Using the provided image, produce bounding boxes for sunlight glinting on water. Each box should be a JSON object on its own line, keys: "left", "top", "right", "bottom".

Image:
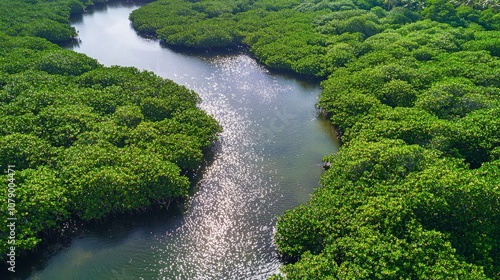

{"left": 152, "top": 55, "right": 284, "bottom": 279}
{"left": 15, "top": 3, "right": 339, "bottom": 279}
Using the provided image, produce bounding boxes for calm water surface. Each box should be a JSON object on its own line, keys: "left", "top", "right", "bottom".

{"left": 8, "top": 2, "right": 339, "bottom": 279}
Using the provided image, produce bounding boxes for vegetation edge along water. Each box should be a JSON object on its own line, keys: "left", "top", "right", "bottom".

{"left": 128, "top": 0, "right": 500, "bottom": 279}
{"left": 0, "top": 0, "right": 222, "bottom": 262}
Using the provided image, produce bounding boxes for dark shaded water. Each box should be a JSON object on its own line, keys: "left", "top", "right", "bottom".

{"left": 5, "top": 2, "right": 339, "bottom": 279}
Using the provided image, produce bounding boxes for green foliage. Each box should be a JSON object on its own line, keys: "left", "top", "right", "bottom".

{"left": 113, "top": 105, "right": 144, "bottom": 128}
{"left": 36, "top": 105, "right": 101, "bottom": 147}
{"left": 34, "top": 49, "right": 101, "bottom": 76}
{"left": 407, "top": 163, "right": 500, "bottom": 276}
{"left": 382, "top": 7, "right": 422, "bottom": 26}
{"left": 0, "top": 0, "right": 80, "bottom": 43}
{"left": 0, "top": 133, "right": 56, "bottom": 169}
{"left": 126, "top": 0, "right": 500, "bottom": 277}
{"left": 0, "top": 1, "right": 221, "bottom": 257}
{"left": 1, "top": 0, "right": 498, "bottom": 277}
{"left": 422, "top": 0, "right": 464, "bottom": 26}
{"left": 130, "top": 0, "right": 332, "bottom": 77}
{"left": 157, "top": 17, "right": 242, "bottom": 48}
{"left": 304, "top": 16, "right": 500, "bottom": 277}
{"left": 376, "top": 79, "right": 417, "bottom": 107}
{"left": 276, "top": 140, "right": 499, "bottom": 278}
{"left": 0, "top": 167, "right": 70, "bottom": 254}
{"left": 58, "top": 143, "right": 190, "bottom": 220}
{"left": 129, "top": 0, "right": 500, "bottom": 79}
{"left": 118, "top": 0, "right": 498, "bottom": 278}
{"left": 316, "top": 10, "right": 383, "bottom": 37}
{"left": 464, "top": 30, "right": 500, "bottom": 56}
{"left": 343, "top": 107, "right": 451, "bottom": 146}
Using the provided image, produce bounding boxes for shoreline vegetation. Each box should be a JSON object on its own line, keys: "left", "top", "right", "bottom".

{"left": 0, "top": 0, "right": 221, "bottom": 260}
{"left": 130, "top": 0, "right": 500, "bottom": 279}
{"left": 0, "top": 0, "right": 498, "bottom": 279}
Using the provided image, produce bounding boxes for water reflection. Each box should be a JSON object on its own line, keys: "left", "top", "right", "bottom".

{"left": 7, "top": 2, "right": 339, "bottom": 279}
{"left": 150, "top": 54, "right": 282, "bottom": 278}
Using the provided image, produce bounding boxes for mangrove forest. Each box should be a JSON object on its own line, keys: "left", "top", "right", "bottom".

{"left": 1, "top": 0, "right": 500, "bottom": 279}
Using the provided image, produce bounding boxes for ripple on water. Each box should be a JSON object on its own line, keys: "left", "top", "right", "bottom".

{"left": 146, "top": 55, "right": 300, "bottom": 279}
{"left": 15, "top": 4, "right": 339, "bottom": 280}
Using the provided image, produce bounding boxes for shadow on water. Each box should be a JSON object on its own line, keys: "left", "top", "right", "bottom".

{"left": 184, "top": 139, "right": 223, "bottom": 196}
{"left": 1, "top": 211, "right": 178, "bottom": 280}
{"left": 64, "top": 0, "right": 154, "bottom": 48}
{"left": 317, "top": 114, "right": 342, "bottom": 148}
{"left": 69, "top": 0, "right": 154, "bottom": 24}
{"left": 158, "top": 40, "right": 245, "bottom": 57}
{"left": 157, "top": 40, "right": 325, "bottom": 85}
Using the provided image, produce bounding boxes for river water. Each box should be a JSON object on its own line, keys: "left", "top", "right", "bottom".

{"left": 10, "top": 2, "right": 339, "bottom": 279}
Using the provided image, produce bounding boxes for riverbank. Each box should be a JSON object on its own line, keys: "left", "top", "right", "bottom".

{"left": 3, "top": 2, "right": 341, "bottom": 278}
{"left": 0, "top": 0, "right": 221, "bottom": 263}
{"left": 128, "top": 0, "right": 500, "bottom": 278}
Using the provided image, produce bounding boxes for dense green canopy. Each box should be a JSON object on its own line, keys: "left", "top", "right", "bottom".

{"left": 130, "top": 0, "right": 500, "bottom": 78}
{"left": 129, "top": 0, "right": 500, "bottom": 278}
{"left": 1, "top": 0, "right": 499, "bottom": 278}
{"left": 0, "top": 0, "right": 221, "bottom": 256}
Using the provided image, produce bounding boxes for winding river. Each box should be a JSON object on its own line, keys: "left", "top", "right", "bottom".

{"left": 11, "top": 2, "right": 339, "bottom": 279}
